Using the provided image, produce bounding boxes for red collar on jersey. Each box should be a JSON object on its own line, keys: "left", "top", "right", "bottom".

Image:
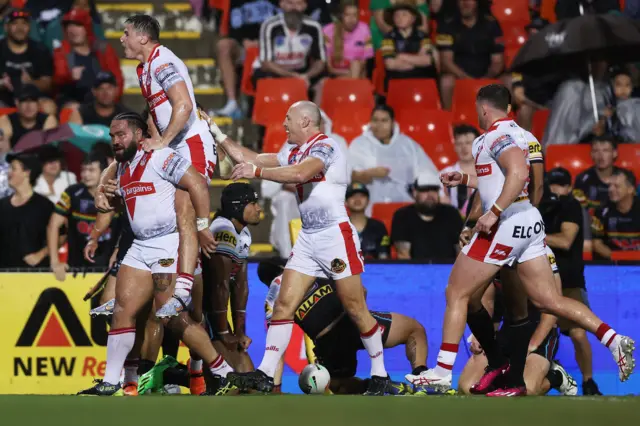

{"left": 487, "top": 117, "right": 512, "bottom": 132}
{"left": 145, "top": 44, "right": 161, "bottom": 64}
{"left": 306, "top": 132, "right": 326, "bottom": 144}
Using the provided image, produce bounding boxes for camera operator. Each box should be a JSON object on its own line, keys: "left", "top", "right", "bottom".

{"left": 539, "top": 167, "right": 602, "bottom": 396}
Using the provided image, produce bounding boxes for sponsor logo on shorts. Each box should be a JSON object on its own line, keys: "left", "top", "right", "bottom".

{"left": 476, "top": 163, "right": 492, "bottom": 177}
{"left": 489, "top": 243, "right": 513, "bottom": 261}
{"left": 158, "top": 258, "right": 175, "bottom": 267}
{"left": 330, "top": 258, "right": 346, "bottom": 274}
{"left": 296, "top": 284, "right": 333, "bottom": 321}
{"left": 512, "top": 220, "right": 544, "bottom": 239}
{"left": 122, "top": 182, "right": 156, "bottom": 199}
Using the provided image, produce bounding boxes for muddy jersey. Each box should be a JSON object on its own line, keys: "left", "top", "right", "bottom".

{"left": 473, "top": 118, "right": 535, "bottom": 216}
{"left": 136, "top": 44, "right": 212, "bottom": 147}
{"left": 276, "top": 133, "right": 350, "bottom": 233}
{"left": 209, "top": 216, "right": 252, "bottom": 280}
{"left": 116, "top": 148, "right": 190, "bottom": 240}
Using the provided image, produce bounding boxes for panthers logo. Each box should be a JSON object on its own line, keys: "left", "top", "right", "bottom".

{"left": 158, "top": 258, "right": 175, "bottom": 267}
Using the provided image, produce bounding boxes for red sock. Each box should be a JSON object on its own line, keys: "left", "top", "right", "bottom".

{"left": 596, "top": 323, "right": 618, "bottom": 348}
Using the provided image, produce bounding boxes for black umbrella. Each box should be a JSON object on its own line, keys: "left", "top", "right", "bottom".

{"left": 511, "top": 13, "right": 640, "bottom": 75}
{"left": 511, "top": 12, "right": 640, "bottom": 121}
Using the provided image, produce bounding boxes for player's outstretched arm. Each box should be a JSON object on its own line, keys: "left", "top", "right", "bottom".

{"left": 209, "top": 121, "right": 279, "bottom": 168}
{"left": 231, "top": 157, "right": 324, "bottom": 184}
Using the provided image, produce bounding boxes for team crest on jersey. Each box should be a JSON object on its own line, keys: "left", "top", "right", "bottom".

{"left": 330, "top": 258, "right": 346, "bottom": 274}
{"left": 158, "top": 258, "right": 175, "bottom": 267}
{"left": 275, "top": 36, "right": 285, "bottom": 46}
{"left": 79, "top": 199, "right": 92, "bottom": 213}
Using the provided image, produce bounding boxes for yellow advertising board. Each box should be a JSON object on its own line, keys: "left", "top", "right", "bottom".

{"left": 0, "top": 273, "right": 190, "bottom": 395}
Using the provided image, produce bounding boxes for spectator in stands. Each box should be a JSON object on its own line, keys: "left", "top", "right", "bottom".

{"left": 0, "top": 128, "right": 11, "bottom": 198}
{"left": 42, "top": 0, "right": 106, "bottom": 52}
{"left": 436, "top": 0, "right": 504, "bottom": 110}
{"left": 48, "top": 153, "right": 115, "bottom": 281}
{"left": 573, "top": 135, "right": 624, "bottom": 216}
{"left": 381, "top": 3, "right": 438, "bottom": 91}
{"left": 89, "top": 141, "right": 114, "bottom": 164}
{"left": 370, "top": 0, "right": 430, "bottom": 51}
{"left": 349, "top": 104, "right": 439, "bottom": 213}
{"left": 68, "top": 71, "right": 128, "bottom": 126}
{"left": 592, "top": 169, "right": 640, "bottom": 258}
{"left": 53, "top": 8, "right": 123, "bottom": 108}
{"left": 253, "top": 0, "right": 327, "bottom": 103}
{"left": 592, "top": 69, "right": 639, "bottom": 142}
{"left": 215, "top": 0, "right": 280, "bottom": 119}
{"left": 0, "top": 10, "right": 56, "bottom": 114}
{"left": 323, "top": 1, "right": 373, "bottom": 79}
{"left": 440, "top": 124, "right": 479, "bottom": 213}
{"left": 34, "top": 145, "right": 77, "bottom": 204}
{"left": 345, "top": 182, "right": 390, "bottom": 260}
{"left": 0, "top": 85, "right": 58, "bottom": 149}
{"left": 391, "top": 172, "right": 463, "bottom": 260}
{"left": 0, "top": 1, "right": 42, "bottom": 41}
{"left": 0, "top": 152, "right": 54, "bottom": 268}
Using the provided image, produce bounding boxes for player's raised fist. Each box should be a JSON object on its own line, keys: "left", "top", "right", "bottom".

{"left": 440, "top": 171, "right": 462, "bottom": 187}
{"left": 230, "top": 162, "right": 257, "bottom": 181}
{"left": 95, "top": 192, "right": 114, "bottom": 213}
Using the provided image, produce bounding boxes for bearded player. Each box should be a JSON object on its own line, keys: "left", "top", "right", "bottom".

{"left": 209, "top": 101, "right": 391, "bottom": 395}
{"left": 78, "top": 113, "right": 233, "bottom": 396}
{"left": 113, "top": 14, "right": 217, "bottom": 317}
{"left": 417, "top": 84, "right": 635, "bottom": 392}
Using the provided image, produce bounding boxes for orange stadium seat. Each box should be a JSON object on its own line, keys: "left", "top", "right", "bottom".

{"left": 321, "top": 78, "right": 375, "bottom": 118}
{"left": 0, "top": 107, "right": 16, "bottom": 116}
{"left": 452, "top": 79, "right": 500, "bottom": 128}
{"left": 504, "top": 47, "right": 520, "bottom": 69}
{"left": 210, "top": 0, "right": 230, "bottom": 36}
{"left": 371, "top": 202, "right": 410, "bottom": 235}
{"left": 331, "top": 105, "right": 370, "bottom": 143}
{"left": 617, "top": 144, "right": 640, "bottom": 182}
{"left": 373, "top": 50, "right": 386, "bottom": 96}
{"left": 545, "top": 145, "right": 592, "bottom": 179}
{"left": 359, "top": 9, "right": 371, "bottom": 23}
{"left": 611, "top": 251, "right": 640, "bottom": 261}
{"left": 241, "top": 46, "right": 259, "bottom": 96}
{"left": 263, "top": 123, "right": 287, "bottom": 153}
{"left": 491, "top": 0, "right": 530, "bottom": 24}
{"left": 387, "top": 79, "right": 441, "bottom": 113}
{"left": 253, "top": 78, "right": 308, "bottom": 126}
{"left": 502, "top": 21, "right": 528, "bottom": 49}
{"left": 398, "top": 109, "right": 456, "bottom": 170}
{"left": 540, "top": 0, "right": 557, "bottom": 23}
{"left": 531, "top": 109, "right": 550, "bottom": 141}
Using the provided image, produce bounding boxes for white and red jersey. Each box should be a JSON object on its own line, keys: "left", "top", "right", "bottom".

{"left": 136, "top": 45, "right": 216, "bottom": 179}
{"left": 277, "top": 133, "right": 350, "bottom": 233}
{"left": 116, "top": 147, "right": 190, "bottom": 240}
{"left": 473, "top": 118, "right": 536, "bottom": 216}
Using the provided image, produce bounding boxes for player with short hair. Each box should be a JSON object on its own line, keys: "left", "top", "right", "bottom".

{"left": 211, "top": 100, "right": 391, "bottom": 395}
{"left": 78, "top": 112, "right": 232, "bottom": 396}
{"left": 99, "top": 14, "right": 218, "bottom": 317}
{"left": 257, "top": 258, "right": 428, "bottom": 395}
{"left": 417, "top": 84, "right": 635, "bottom": 393}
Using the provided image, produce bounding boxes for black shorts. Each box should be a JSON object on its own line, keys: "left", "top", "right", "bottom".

{"left": 497, "top": 326, "right": 560, "bottom": 363}
{"left": 313, "top": 311, "right": 392, "bottom": 379}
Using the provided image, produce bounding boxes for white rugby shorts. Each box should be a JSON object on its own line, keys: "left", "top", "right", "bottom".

{"left": 174, "top": 130, "right": 216, "bottom": 184}
{"left": 286, "top": 221, "right": 365, "bottom": 280}
{"left": 462, "top": 207, "right": 546, "bottom": 266}
{"left": 122, "top": 232, "right": 179, "bottom": 274}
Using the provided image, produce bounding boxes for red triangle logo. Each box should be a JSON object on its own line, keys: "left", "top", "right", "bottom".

{"left": 37, "top": 313, "right": 72, "bottom": 347}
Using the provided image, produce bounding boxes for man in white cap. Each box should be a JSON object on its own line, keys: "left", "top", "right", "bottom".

{"left": 391, "top": 171, "right": 463, "bottom": 260}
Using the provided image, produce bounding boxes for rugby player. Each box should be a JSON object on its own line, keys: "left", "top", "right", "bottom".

{"left": 418, "top": 84, "right": 635, "bottom": 392}
{"left": 257, "top": 259, "right": 428, "bottom": 395}
{"left": 78, "top": 112, "right": 232, "bottom": 396}
{"left": 210, "top": 101, "right": 391, "bottom": 395}
{"left": 115, "top": 14, "right": 217, "bottom": 316}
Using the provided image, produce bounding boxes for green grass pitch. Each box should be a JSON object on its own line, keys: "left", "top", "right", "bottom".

{"left": 1, "top": 395, "right": 640, "bottom": 426}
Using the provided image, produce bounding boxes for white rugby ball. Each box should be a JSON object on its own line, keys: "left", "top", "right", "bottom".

{"left": 299, "top": 363, "right": 331, "bottom": 394}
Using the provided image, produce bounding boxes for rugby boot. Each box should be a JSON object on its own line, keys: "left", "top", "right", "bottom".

{"left": 163, "top": 384, "right": 182, "bottom": 395}
{"left": 200, "top": 375, "right": 240, "bottom": 396}
{"left": 611, "top": 336, "right": 635, "bottom": 382}
{"left": 78, "top": 379, "right": 120, "bottom": 396}
{"left": 116, "top": 382, "right": 138, "bottom": 396}
{"left": 469, "top": 363, "right": 509, "bottom": 394}
{"left": 582, "top": 379, "right": 602, "bottom": 396}
{"left": 404, "top": 369, "right": 452, "bottom": 393}
{"left": 363, "top": 375, "right": 391, "bottom": 396}
{"left": 486, "top": 386, "right": 527, "bottom": 397}
{"left": 386, "top": 380, "right": 412, "bottom": 396}
{"left": 90, "top": 298, "right": 114, "bottom": 317}
{"left": 228, "top": 369, "right": 274, "bottom": 393}
{"left": 550, "top": 361, "right": 578, "bottom": 396}
{"left": 156, "top": 295, "right": 191, "bottom": 318}
{"left": 138, "top": 355, "right": 178, "bottom": 394}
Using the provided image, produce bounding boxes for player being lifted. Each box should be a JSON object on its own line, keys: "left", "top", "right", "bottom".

{"left": 78, "top": 113, "right": 233, "bottom": 396}
{"left": 108, "top": 14, "right": 217, "bottom": 317}
{"left": 209, "top": 101, "right": 391, "bottom": 395}
{"left": 418, "top": 84, "right": 635, "bottom": 392}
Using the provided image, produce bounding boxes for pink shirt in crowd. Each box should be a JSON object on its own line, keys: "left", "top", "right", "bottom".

{"left": 323, "top": 22, "right": 374, "bottom": 71}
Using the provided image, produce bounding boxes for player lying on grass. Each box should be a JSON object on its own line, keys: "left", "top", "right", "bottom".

{"left": 78, "top": 113, "right": 234, "bottom": 396}
{"left": 257, "top": 258, "right": 429, "bottom": 395}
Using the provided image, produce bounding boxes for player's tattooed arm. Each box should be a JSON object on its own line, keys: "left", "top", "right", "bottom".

{"left": 394, "top": 241, "right": 411, "bottom": 259}
{"left": 152, "top": 273, "right": 173, "bottom": 294}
